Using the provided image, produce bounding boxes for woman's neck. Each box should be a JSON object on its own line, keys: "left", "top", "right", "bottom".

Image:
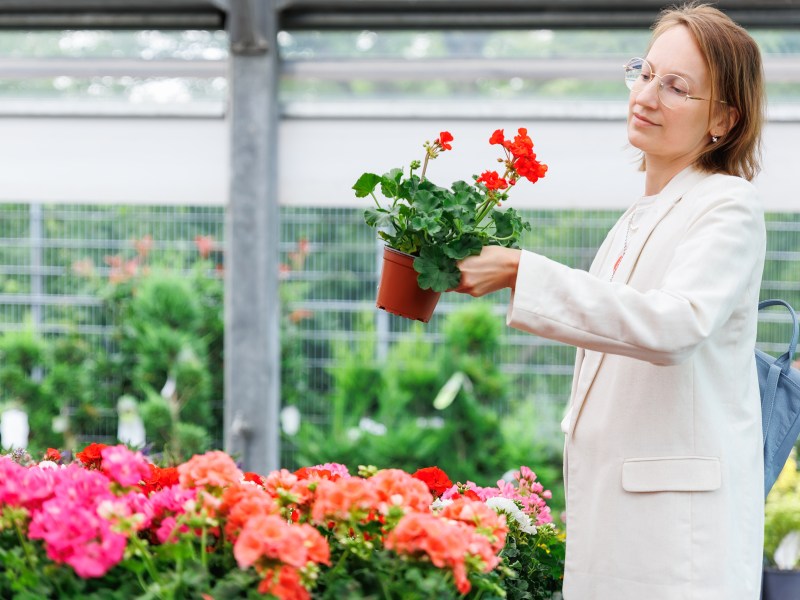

{"left": 643, "top": 156, "right": 696, "bottom": 196}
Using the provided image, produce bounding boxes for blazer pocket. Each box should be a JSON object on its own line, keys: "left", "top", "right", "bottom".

{"left": 622, "top": 456, "right": 721, "bottom": 492}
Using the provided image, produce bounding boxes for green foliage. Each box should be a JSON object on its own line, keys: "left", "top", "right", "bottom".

{"left": 291, "top": 302, "right": 564, "bottom": 515}
{"left": 765, "top": 452, "right": 800, "bottom": 566}
{"left": 102, "top": 266, "right": 220, "bottom": 461}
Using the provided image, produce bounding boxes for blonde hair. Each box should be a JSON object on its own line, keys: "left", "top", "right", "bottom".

{"left": 641, "top": 3, "right": 765, "bottom": 181}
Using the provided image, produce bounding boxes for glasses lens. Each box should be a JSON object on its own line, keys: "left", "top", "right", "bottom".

{"left": 658, "top": 74, "right": 690, "bottom": 108}
{"left": 624, "top": 58, "right": 644, "bottom": 91}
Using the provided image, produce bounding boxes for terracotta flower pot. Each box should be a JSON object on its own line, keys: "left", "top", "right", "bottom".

{"left": 376, "top": 246, "right": 441, "bottom": 322}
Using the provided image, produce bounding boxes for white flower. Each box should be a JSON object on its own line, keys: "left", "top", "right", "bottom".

{"left": 485, "top": 497, "right": 537, "bottom": 534}
{"left": 431, "top": 498, "right": 454, "bottom": 512}
{"left": 36, "top": 460, "right": 60, "bottom": 470}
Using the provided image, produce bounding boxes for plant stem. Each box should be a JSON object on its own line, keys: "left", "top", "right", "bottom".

{"left": 128, "top": 533, "right": 163, "bottom": 591}
{"left": 13, "top": 517, "right": 37, "bottom": 574}
{"left": 420, "top": 152, "right": 431, "bottom": 181}
{"left": 200, "top": 524, "right": 209, "bottom": 574}
{"left": 370, "top": 191, "right": 382, "bottom": 209}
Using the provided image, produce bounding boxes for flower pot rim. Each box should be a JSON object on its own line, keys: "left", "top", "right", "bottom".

{"left": 384, "top": 245, "right": 418, "bottom": 258}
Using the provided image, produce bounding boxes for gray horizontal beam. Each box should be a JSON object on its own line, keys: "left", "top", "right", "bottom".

{"left": 278, "top": 0, "right": 800, "bottom": 30}
{"left": 5, "top": 54, "right": 797, "bottom": 83}
{"left": 0, "top": 13, "right": 224, "bottom": 30}
{"left": 0, "top": 0, "right": 226, "bottom": 29}
{"left": 0, "top": 58, "right": 226, "bottom": 79}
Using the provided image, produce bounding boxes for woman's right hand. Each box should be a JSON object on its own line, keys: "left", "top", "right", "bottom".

{"left": 452, "top": 246, "right": 522, "bottom": 297}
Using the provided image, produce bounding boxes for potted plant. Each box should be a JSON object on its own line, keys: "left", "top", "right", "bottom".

{"left": 353, "top": 128, "right": 547, "bottom": 322}
{"left": 763, "top": 451, "right": 800, "bottom": 599}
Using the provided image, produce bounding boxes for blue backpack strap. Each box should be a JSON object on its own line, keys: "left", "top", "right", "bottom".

{"left": 758, "top": 299, "right": 799, "bottom": 453}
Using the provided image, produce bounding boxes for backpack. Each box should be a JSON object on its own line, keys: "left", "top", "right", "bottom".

{"left": 757, "top": 299, "right": 800, "bottom": 498}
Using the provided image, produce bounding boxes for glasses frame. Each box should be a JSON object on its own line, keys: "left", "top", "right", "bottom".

{"left": 623, "top": 57, "right": 727, "bottom": 109}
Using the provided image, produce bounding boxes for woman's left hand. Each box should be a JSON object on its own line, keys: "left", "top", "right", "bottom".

{"left": 452, "top": 246, "right": 522, "bottom": 297}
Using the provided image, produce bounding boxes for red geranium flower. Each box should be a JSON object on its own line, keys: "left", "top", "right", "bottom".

{"left": 411, "top": 466, "right": 453, "bottom": 498}
{"left": 75, "top": 443, "right": 108, "bottom": 469}
{"left": 243, "top": 471, "right": 264, "bottom": 485}
{"left": 294, "top": 466, "right": 338, "bottom": 482}
{"left": 489, "top": 129, "right": 506, "bottom": 146}
{"left": 44, "top": 448, "right": 61, "bottom": 462}
{"left": 476, "top": 170, "right": 509, "bottom": 191}
{"left": 140, "top": 464, "right": 180, "bottom": 495}
{"left": 437, "top": 131, "right": 454, "bottom": 151}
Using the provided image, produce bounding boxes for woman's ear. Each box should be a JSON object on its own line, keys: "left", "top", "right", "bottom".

{"left": 712, "top": 105, "right": 739, "bottom": 139}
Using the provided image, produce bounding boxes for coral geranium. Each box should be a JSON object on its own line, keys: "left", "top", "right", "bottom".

{"left": 0, "top": 448, "right": 563, "bottom": 599}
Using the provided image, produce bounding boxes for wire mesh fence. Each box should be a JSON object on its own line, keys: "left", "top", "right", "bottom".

{"left": 1, "top": 202, "right": 799, "bottom": 460}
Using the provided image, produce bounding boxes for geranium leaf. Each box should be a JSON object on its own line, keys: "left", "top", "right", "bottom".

{"left": 364, "top": 208, "right": 395, "bottom": 229}
{"left": 412, "top": 190, "right": 441, "bottom": 213}
{"left": 491, "top": 209, "right": 515, "bottom": 239}
{"left": 352, "top": 173, "right": 382, "bottom": 198}
{"left": 414, "top": 246, "right": 461, "bottom": 292}
{"left": 443, "top": 235, "right": 483, "bottom": 260}
{"left": 380, "top": 168, "right": 403, "bottom": 198}
{"left": 410, "top": 211, "right": 443, "bottom": 235}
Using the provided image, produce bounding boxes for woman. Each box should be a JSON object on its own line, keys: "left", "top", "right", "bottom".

{"left": 455, "top": 4, "right": 766, "bottom": 599}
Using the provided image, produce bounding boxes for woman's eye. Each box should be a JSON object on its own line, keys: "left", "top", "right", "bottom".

{"left": 641, "top": 74, "right": 652, "bottom": 82}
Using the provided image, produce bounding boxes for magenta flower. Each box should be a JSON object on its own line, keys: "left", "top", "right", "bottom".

{"left": 101, "top": 445, "right": 151, "bottom": 488}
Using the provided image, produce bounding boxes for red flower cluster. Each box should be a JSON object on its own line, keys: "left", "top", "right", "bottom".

{"left": 485, "top": 127, "right": 548, "bottom": 188}
{"left": 44, "top": 448, "right": 61, "bottom": 462}
{"left": 412, "top": 466, "right": 453, "bottom": 499}
{"left": 140, "top": 464, "right": 180, "bottom": 495}
{"left": 75, "top": 443, "right": 108, "bottom": 470}
{"left": 476, "top": 171, "right": 509, "bottom": 191}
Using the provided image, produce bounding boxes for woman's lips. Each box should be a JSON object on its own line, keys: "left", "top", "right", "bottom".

{"left": 633, "top": 113, "right": 658, "bottom": 126}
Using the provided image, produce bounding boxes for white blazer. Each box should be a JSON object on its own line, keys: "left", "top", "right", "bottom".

{"left": 507, "top": 166, "right": 765, "bottom": 600}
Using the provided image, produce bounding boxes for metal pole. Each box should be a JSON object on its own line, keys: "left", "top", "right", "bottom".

{"left": 224, "top": 0, "right": 280, "bottom": 473}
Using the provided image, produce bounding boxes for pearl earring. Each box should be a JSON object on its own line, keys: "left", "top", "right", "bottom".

{"left": 711, "top": 135, "right": 719, "bottom": 143}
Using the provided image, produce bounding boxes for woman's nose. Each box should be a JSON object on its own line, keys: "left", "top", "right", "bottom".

{"left": 634, "top": 77, "right": 660, "bottom": 107}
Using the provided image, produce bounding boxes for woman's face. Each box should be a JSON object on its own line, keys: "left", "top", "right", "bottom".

{"left": 627, "top": 25, "right": 723, "bottom": 168}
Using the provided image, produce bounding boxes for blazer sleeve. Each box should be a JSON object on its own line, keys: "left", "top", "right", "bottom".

{"left": 507, "top": 177, "right": 766, "bottom": 365}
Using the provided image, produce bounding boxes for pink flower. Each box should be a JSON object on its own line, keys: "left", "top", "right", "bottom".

{"left": 310, "top": 477, "right": 380, "bottom": 523}
{"left": 178, "top": 450, "right": 243, "bottom": 490}
{"left": 370, "top": 468, "right": 433, "bottom": 514}
{"left": 314, "top": 463, "right": 351, "bottom": 478}
{"left": 101, "top": 445, "right": 151, "bottom": 488}
{"left": 0, "top": 456, "right": 26, "bottom": 506}
{"left": 28, "top": 496, "right": 127, "bottom": 578}
{"left": 234, "top": 514, "right": 329, "bottom": 570}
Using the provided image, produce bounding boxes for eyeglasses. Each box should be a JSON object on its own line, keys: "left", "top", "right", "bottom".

{"left": 623, "top": 57, "right": 727, "bottom": 109}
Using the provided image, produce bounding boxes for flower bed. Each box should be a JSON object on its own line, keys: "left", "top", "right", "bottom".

{"left": 1, "top": 445, "right": 564, "bottom": 599}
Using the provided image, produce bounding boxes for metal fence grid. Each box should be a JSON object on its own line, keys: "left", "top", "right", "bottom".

{"left": 1, "top": 203, "right": 799, "bottom": 458}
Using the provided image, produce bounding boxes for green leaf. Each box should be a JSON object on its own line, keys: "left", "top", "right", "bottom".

{"left": 364, "top": 208, "right": 395, "bottom": 229}
{"left": 410, "top": 211, "right": 443, "bottom": 235}
{"left": 414, "top": 246, "right": 461, "bottom": 292}
{"left": 442, "top": 235, "right": 483, "bottom": 260}
{"left": 352, "top": 173, "right": 382, "bottom": 198}
{"left": 411, "top": 190, "right": 441, "bottom": 213}
{"left": 380, "top": 168, "right": 403, "bottom": 198}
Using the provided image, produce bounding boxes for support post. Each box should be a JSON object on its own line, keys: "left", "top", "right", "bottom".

{"left": 224, "top": 0, "right": 280, "bottom": 473}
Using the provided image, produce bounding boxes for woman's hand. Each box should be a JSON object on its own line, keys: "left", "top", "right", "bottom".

{"left": 452, "top": 246, "right": 522, "bottom": 297}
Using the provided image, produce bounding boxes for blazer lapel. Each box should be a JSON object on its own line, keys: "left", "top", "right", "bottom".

{"left": 566, "top": 167, "right": 709, "bottom": 439}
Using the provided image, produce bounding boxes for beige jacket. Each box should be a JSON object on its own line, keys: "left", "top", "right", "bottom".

{"left": 508, "top": 167, "right": 766, "bottom": 600}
